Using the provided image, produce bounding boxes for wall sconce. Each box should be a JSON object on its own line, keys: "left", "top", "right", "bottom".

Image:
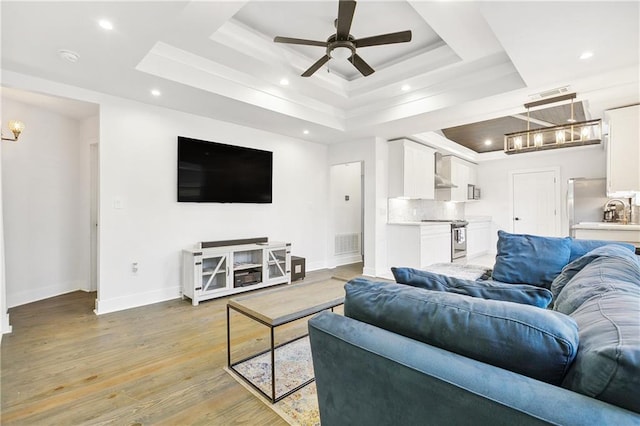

{"left": 1, "top": 120, "right": 25, "bottom": 142}
{"left": 504, "top": 93, "right": 602, "bottom": 154}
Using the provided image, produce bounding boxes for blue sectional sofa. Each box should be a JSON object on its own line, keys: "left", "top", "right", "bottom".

{"left": 309, "top": 234, "right": 640, "bottom": 425}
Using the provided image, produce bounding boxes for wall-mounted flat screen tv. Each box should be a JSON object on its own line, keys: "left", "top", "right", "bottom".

{"left": 177, "top": 136, "right": 273, "bottom": 203}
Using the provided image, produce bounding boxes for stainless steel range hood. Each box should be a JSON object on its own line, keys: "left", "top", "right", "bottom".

{"left": 434, "top": 152, "right": 457, "bottom": 189}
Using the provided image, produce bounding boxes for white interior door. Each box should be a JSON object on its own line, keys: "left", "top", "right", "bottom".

{"left": 511, "top": 169, "right": 560, "bottom": 236}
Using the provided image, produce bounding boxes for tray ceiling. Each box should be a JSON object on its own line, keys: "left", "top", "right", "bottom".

{"left": 1, "top": 1, "right": 638, "bottom": 151}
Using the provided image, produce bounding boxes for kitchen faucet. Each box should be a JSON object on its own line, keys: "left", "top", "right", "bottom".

{"left": 603, "top": 198, "right": 630, "bottom": 224}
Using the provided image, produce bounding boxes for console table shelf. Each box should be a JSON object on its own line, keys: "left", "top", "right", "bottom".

{"left": 182, "top": 240, "right": 291, "bottom": 306}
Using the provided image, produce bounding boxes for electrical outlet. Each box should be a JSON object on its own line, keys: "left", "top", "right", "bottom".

{"left": 132, "top": 262, "right": 139, "bottom": 273}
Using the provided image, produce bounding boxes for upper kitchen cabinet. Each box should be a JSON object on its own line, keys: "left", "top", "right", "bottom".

{"left": 388, "top": 139, "right": 436, "bottom": 199}
{"left": 606, "top": 104, "right": 640, "bottom": 196}
{"left": 436, "top": 155, "right": 478, "bottom": 202}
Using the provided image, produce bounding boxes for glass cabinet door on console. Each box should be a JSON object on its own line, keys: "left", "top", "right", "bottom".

{"left": 265, "top": 247, "right": 290, "bottom": 282}
{"left": 201, "top": 254, "right": 229, "bottom": 293}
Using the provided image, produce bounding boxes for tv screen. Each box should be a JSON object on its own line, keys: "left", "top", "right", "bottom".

{"left": 177, "top": 136, "right": 273, "bottom": 203}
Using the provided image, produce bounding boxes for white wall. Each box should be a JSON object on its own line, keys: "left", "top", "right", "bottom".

{"left": 466, "top": 145, "right": 606, "bottom": 250}
{"left": 0, "top": 131, "right": 11, "bottom": 336}
{"left": 96, "top": 100, "right": 329, "bottom": 313}
{"left": 1, "top": 72, "right": 330, "bottom": 314}
{"left": 1, "top": 98, "right": 91, "bottom": 307}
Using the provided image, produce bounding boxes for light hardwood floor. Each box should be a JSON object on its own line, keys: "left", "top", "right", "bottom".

{"left": 1, "top": 263, "right": 362, "bottom": 425}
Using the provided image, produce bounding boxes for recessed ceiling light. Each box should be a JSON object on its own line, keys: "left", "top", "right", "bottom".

{"left": 401, "top": 84, "right": 411, "bottom": 91}
{"left": 58, "top": 49, "right": 80, "bottom": 63}
{"left": 579, "top": 51, "right": 593, "bottom": 60}
{"left": 280, "top": 78, "right": 289, "bottom": 86}
{"left": 151, "top": 89, "right": 161, "bottom": 97}
{"left": 484, "top": 139, "right": 492, "bottom": 146}
{"left": 98, "top": 19, "right": 114, "bottom": 31}
{"left": 303, "top": 130, "right": 309, "bottom": 135}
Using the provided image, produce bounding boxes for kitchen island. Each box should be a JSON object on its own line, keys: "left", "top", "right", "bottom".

{"left": 386, "top": 222, "right": 452, "bottom": 279}
{"left": 572, "top": 222, "right": 640, "bottom": 249}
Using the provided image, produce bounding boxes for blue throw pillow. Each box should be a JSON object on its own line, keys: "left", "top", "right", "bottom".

{"left": 344, "top": 278, "right": 579, "bottom": 385}
{"left": 562, "top": 292, "right": 640, "bottom": 413}
{"left": 492, "top": 230, "right": 571, "bottom": 288}
{"left": 391, "top": 267, "right": 553, "bottom": 308}
{"left": 568, "top": 238, "right": 636, "bottom": 263}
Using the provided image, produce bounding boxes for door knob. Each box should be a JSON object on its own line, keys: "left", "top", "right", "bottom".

{"left": 514, "top": 217, "right": 520, "bottom": 221}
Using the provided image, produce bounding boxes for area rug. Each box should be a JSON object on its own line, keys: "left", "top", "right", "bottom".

{"left": 422, "top": 263, "right": 492, "bottom": 280}
{"left": 225, "top": 336, "right": 320, "bottom": 426}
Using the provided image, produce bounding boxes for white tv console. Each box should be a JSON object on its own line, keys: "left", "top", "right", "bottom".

{"left": 182, "top": 238, "right": 291, "bottom": 306}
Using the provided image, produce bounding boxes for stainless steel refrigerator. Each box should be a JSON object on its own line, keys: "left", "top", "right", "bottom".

{"left": 567, "top": 177, "right": 608, "bottom": 236}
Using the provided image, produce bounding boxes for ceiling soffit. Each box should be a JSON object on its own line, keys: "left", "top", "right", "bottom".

{"left": 442, "top": 102, "right": 588, "bottom": 153}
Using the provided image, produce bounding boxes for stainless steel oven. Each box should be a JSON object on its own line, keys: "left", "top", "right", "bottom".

{"left": 451, "top": 221, "right": 468, "bottom": 260}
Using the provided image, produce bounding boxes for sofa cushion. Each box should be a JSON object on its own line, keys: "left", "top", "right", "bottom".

{"left": 562, "top": 292, "right": 640, "bottom": 413}
{"left": 492, "top": 230, "right": 571, "bottom": 288}
{"left": 344, "top": 277, "right": 579, "bottom": 385}
{"left": 568, "top": 238, "right": 636, "bottom": 263}
{"left": 552, "top": 245, "right": 640, "bottom": 315}
{"left": 391, "top": 267, "right": 553, "bottom": 308}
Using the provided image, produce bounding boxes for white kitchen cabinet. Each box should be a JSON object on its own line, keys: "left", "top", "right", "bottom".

{"left": 182, "top": 241, "right": 291, "bottom": 305}
{"left": 436, "top": 156, "right": 478, "bottom": 202}
{"left": 387, "top": 224, "right": 451, "bottom": 276}
{"left": 466, "top": 220, "right": 492, "bottom": 259}
{"left": 388, "top": 139, "right": 436, "bottom": 199}
{"left": 606, "top": 105, "right": 640, "bottom": 195}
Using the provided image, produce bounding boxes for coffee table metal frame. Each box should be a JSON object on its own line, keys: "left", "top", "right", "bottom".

{"left": 226, "top": 283, "right": 344, "bottom": 404}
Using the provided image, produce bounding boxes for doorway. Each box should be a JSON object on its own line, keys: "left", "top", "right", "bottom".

{"left": 90, "top": 144, "right": 99, "bottom": 294}
{"left": 510, "top": 168, "right": 561, "bottom": 236}
{"left": 329, "top": 162, "right": 364, "bottom": 271}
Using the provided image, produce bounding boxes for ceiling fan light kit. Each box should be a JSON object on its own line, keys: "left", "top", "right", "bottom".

{"left": 273, "top": 0, "right": 412, "bottom": 78}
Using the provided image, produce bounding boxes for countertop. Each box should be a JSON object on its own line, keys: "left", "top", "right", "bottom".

{"left": 388, "top": 216, "right": 492, "bottom": 226}
{"left": 465, "top": 216, "right": 492, "bottom": 223}
{"left": 572, "top": 222, "right": 640, "bottom": 231}
{"left": 388, "top": 221, "right": 451, "bottom": 227}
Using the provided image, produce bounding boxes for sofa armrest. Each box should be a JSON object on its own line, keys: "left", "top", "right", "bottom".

{"left": 309, "top": 312, "right": 640, "bottom": 426}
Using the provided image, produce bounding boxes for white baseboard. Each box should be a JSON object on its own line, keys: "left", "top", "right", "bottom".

{"left": 1, "top": 311, "right": 11, "bottom": 336}
{"left": 8, "top": 281, "right": 85, "bottom": 308}
{"left": 94, "top": 286, "right": 180, "bottom": 315}
{"left": 305, "top": 260, "right": 327, "bottom": 272}
{"left": 333, "top": 254, "right": 362, "bottom": 267}
{"left": 377, "top": 271, "right": 394, "bottom": 281}
{"left": 362, "top": 266, "right": 377, "bottom": 277}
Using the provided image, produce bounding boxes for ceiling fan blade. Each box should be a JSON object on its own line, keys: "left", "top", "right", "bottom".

{"left": 336, "top": 0, "right": 356, "bottom": 40}
{"left": 350, "top": 54, "right": 374, "bottom": 77}
{"left": 302, "top": 55, "right": 331, "bottom": 77}
{"left": 354, "top": 30, "right": 412, "bottom": 48}
{"left": 274, "top": 36, "right": 328, "bottom": 47}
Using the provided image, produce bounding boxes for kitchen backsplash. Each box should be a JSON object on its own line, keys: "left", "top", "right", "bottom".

{"left": 388, "top": 198, "right": 466, "bottom": 223}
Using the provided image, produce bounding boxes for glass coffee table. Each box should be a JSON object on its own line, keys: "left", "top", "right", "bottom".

{"left": 226, "top": 278, "right": 346, "bottom": 403}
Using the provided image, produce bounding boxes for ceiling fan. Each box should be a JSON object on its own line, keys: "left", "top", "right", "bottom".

{"left": 273, "top": 0, "right": 412, "bottom": 77}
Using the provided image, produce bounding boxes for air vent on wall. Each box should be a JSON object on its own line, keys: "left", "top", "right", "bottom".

{"left": 528, "top": 86, "right": 570, "bottom": 101}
